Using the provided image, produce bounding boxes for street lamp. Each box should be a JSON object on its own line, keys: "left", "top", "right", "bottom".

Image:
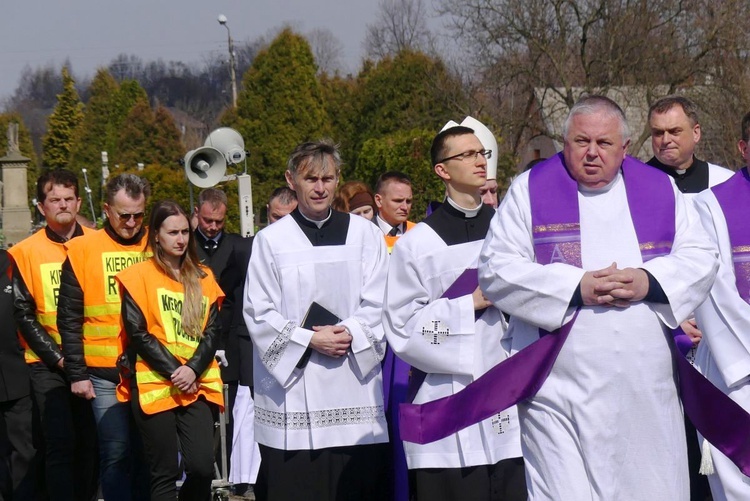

{"left": 217, "top": 14, "right": 238, "bottom": 108}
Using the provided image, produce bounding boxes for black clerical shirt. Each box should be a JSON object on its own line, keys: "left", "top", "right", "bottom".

{"left": 646, "top": 156, "right": 710, "bottom": 194}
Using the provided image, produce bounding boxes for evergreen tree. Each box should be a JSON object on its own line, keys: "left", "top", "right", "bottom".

{"left": 354, "top": 128, "right": 442, "bottom": 220}
{"left": 347, "top": 50, "right": 462, "bottom": 178}
{"left": 231, "top": 28, "right": 329, "bottom": 215}
{"left": 152, "top": 105, "right": 184, "bottom": 167}
{"left": 116, "top": 98, "right": 157, "bottom": 169}
{"left": 68, "top": 72, "right": 149, "bottom": 216}
{"left": 68, "top": 69, "right": 120, "bottom": 215}
{"left": 42, "top": 67, "right": 84, "bottom": 169}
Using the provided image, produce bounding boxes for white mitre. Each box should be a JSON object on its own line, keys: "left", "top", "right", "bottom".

{"left": 460, "top": 116, "right": 498, "bottom": 181}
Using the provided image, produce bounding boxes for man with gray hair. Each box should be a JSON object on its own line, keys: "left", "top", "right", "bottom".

{"left": 244, "top": 140, "right": 390, "bottom": 500}
{"left": 58, "top": 173, "right": 151, "bottom": 501}
{"left": 477, "top": 95, "right": 717, "bottom": 498}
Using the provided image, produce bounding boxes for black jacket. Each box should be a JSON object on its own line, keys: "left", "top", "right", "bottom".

{"left": 12, "top": 224, "right": 85, "bottom": 369}
{"left": 218, "top": 237, "right": 254, "bottom": 386}
{"left": 194, "top": 230, "right": 243, "bottom": 280}
{"left": 0, "top": 250, "right": 30, "bottom": 402}
{"left": 121, "top": 289, "right": 221, "bottom": 382}
{"left": 58, "top": 224, "right": 147, "bottom": 383}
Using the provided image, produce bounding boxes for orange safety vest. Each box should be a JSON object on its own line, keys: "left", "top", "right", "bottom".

{"left": 8, "top": 226, "right": 92, "bottom": 364}
{"left": 116, "top": 259, "right": 225, "bottom": 414}
{"left": 384, "top": 220, "right": 416, "bottom": 254}
{"left": 64, "top": 229, "right": 150, "bottom": 369}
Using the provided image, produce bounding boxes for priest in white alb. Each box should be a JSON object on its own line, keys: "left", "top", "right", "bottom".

{"left": 478, "top": 95, "right": 717, "bottom": 500}
{"left": 243, "top": 140, "right": 389, "bottom": 501}
{"left": 692, "top": 110, "right": 750, "bottom": 501}
{"left": 383, "top": 124, "right": 525, "bottom": 501}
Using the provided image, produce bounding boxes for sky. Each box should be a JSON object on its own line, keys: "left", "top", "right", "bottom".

{"left": 0, "top": 0, "right": 384, "bottom": 101}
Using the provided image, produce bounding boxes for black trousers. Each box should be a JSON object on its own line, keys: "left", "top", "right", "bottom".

{"left": 413, "top": 457, "right": 527, "bottom": 501}
{"left": 131, "top": 389, "right": 216, "bottom": 501}
{"left": 256, "top": 443, "right": 389, "bottom": 501}
{"left": 29, "top": 363, "right": 98, "bottom": 501}
{"left": 0, "top": 394, "right": 40, "bottom": 500}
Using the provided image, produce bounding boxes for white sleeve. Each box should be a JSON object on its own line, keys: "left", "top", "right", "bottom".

{"left": 640, "top": 184, "right": 719, "bottom": 328}
{"left": 694, "top": 193, "right": 750, "bottom": 388}
{"left": 243, "top": 232, "right": 312, "bottom": 388}
{"left": 478, "top": 174, "right": 585, "bottom": 331}
{"left": 383, "top": 236, "right": 478, "bottom": 376}
{"left": 339, "top": 226, "right": 389, "bottom": 380}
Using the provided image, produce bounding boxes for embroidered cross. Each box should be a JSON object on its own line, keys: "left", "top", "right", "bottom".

{"left": 491, "top": 413, "right": 511, "bottom": 434}
{"left": 421, "top": 320, "right": 449, "bottom": 344}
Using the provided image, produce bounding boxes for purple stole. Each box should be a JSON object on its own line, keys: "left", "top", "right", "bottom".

{"left": 399, "top": 154, "right": 750, "bottom": 477}
{"left": 712, "top": 167, "right": 750, "bottom": 302}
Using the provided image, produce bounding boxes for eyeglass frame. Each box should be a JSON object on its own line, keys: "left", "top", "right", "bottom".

{"left": 436, "top": 149, "right": 492, "bottom": 164}
{"left": 115, "top": 212, "right": 145, "bottom": 222}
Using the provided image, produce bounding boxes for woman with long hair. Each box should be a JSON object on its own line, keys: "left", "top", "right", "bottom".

{"left": 116, "top": 200, "right": 224, "bottom": 500}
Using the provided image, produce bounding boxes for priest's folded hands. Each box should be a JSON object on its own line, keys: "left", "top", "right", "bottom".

{"left": 581, "top": 261, "right": 650, "bottom": 307}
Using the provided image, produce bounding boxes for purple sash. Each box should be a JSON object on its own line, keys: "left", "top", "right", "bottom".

{"left": 399, "top": 154, "right": 750, "bottom": 477}
{"left": 712, "top": 168, "right": 750, "bottom": 302}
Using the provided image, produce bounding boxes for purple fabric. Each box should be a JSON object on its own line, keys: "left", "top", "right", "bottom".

{"left": 712, "top": 168, "right": 750, "bottom": 302}
{"left": 381, "top": 346, "right": 410, "bottom": 501}
{"left": 399, "top": 154, "right": 750, "bottom": 477}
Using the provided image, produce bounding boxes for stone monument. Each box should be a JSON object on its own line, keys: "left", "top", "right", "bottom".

{"left": 0, "top": 124, "right": 32, "bottom": 246}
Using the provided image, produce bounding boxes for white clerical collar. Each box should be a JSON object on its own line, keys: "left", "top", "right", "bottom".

{"left": 299, "top": 208, "right": 332, "bottom": 228}
{"left": 579, "top": 171, "right": 621, "bottom": 195}
{"left": 376, "top": 215, "right": 402, "bottom": 236}
{"left": 446, "top": 196, "right": 482, "bottom": 218}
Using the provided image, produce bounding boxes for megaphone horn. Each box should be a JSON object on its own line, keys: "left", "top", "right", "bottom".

{"left": 205, "top": 127, "right": 246, "bottom": 165}
{"left": 184, "top": 146, "right": 227, "bottom": 188}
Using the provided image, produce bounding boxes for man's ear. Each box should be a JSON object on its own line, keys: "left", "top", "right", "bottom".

{"left": 434, "top": 163, "right": 450, "bottom": 182}
{"left": 374, "top": 193, "right": 383, "bottom": 209}
{"left": 284, "top": 170, "right": 295, "bottom": 190}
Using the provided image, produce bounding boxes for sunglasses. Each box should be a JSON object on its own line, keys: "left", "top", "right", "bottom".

{"left": 115, "top": 212, "right": 145, "bottom": 222}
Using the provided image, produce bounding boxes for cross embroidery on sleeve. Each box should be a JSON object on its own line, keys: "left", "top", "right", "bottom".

{"left": 421, "top": 320, "right": 449, "bottom": 344}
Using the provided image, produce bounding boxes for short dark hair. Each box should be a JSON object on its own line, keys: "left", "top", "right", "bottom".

{"left": 431, "top": 125, "right": 476, "bottom": 167}
{"left": 286, "top": 139, "right": 342, "bottom": 176}
{"left": 375, "top": 171, "right": 412, "bottom": 195}
{"left": 268, "top": 186, "right": 297, "bottom": 206}
{"left": 197, "top": 187, "right": 228, "bottom": 209}
{"left": 36, "top": 169, "right": 79, "bottom": 203}
{"left": 649, "top": 95, "right": 700, "bottom": 126}
{"left": 105, "top": 173, "right": 151, "bottom": 205}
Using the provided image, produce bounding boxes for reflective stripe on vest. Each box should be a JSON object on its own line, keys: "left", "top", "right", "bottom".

{"left": 8, "top": 228, "right": 91, "bottom": 364}
{"left": 65, "top": 230, "right": 149, "bottom": 369}
{"left": 115, "top": 260, "right": 224, "bottom": 414}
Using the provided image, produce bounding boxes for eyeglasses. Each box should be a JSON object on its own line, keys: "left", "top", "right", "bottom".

{"left": 115, "top": 212, "right": 145, "bottom": 222}
{"left": 437, "top": 149, "right": 492, "bottom": 164}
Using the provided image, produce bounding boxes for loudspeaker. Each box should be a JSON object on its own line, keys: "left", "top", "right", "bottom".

{"left": 184, "top": 146, "right": 227, "bottom": 188}
{"left": 205, "top": 127, "right": 246, "bottom": 165}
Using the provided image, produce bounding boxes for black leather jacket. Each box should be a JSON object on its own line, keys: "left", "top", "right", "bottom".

{"left": 58, "top": 224, "right": 147, "bottom": 383}
{"left": 12, "top": 225, "right": 85, "bottom": 369}
{"left": 120, "top": 289, "right": 221, "bottom": 383}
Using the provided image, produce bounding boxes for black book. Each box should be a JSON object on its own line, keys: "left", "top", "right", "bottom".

{"left": 296, "top": 302, "right": 341, "bottom": 369}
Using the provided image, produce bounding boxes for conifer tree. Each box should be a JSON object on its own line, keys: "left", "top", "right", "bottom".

{"left": 231, "top": 28, "right": 329, "bottom": 215}
{"left": 42, "top": 67, "right": 84, "bottom": 169}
